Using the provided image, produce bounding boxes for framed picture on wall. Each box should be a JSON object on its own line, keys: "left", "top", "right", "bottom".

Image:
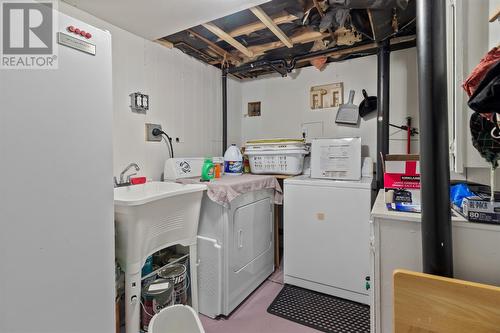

{"left": 248, "top": 101, "right": 261, "bottom": 117}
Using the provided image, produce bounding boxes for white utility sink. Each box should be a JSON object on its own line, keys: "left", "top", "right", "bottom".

{"left": 114, "top": 181, "right": 205, "bottom": 206}
{"left": 114, "top": 181, "right": 206, "bottom": 333}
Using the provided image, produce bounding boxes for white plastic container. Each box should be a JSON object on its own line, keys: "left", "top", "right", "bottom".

{"left": 245, "top": 139, "right": 308, "bottom": 175}
{"left": 224, "top": 144, "right": 243, "bottom": 176}
{"left": 148, "top": 305, "right": 205, "bottom": 333}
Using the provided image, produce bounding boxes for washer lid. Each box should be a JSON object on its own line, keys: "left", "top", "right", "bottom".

{"left": 284, "top": 175, "right": 373, "bottom": 189}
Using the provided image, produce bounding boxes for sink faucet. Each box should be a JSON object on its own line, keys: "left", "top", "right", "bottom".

{"left": 114, "top": 163, "right": 140, "bottom": 187}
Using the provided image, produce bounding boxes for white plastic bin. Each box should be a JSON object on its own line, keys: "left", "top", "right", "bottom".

{"left": 148, "top": 305, "right": 205, "bottom": 333}
{"left": 245, "top": 139, "right": 308, "bottom": 175}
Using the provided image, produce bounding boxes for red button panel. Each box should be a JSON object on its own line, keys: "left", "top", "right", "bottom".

{"left": 66, "top": 26, "right": 92, "bottom": 39}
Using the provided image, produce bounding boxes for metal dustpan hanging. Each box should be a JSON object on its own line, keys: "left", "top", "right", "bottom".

{"left": 335, "top": 90, "right": 359, "bottom": 125}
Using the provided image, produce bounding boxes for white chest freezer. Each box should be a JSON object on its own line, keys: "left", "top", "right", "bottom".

{"left": 283, "top": 175, "right": 373, "bottom": 304}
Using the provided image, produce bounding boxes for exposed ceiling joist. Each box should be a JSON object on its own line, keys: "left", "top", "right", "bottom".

{"left": 155, "top": 39, "right": 174, "bottom": 48}
{"left": 297, "top": 34, "right": 416, "bottom": 64}
{"left": 250, "top": 6, "right": 293, "bottom": 48}
{"left": 163, "top": 0, "right": 417, "bottom": 78}
{"left": 222, "top": 12, "right": 298, "bottom": 40}
{"left": 186, "top": 29, "right": 242, "bottom": 65}
{"left": 202, "top": 22, "right": 254, "bottom": 57}
{"left": 245, "top": 29, "right": 329, "bottom": 57}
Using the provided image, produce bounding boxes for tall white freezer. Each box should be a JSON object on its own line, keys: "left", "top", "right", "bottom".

{"left": 284, "top": 175, "right": 373, "bottom": 304}
{"left": 0, "top": 8, "right": 115, "bottom": 333}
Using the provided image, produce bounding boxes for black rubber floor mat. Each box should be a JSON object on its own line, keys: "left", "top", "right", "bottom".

{"left": 267, "top": 284, "right": 370, "bottom": 333}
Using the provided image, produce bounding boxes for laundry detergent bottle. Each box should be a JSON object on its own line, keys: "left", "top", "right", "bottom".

{"left": 224, "top": 144, "right": 243, "bottom": 176}
{"left": 201, "top": 158, "right": 215, "bottom": 181}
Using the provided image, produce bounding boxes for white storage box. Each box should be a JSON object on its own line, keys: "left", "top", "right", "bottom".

{"left": 311, "top": 137, "right": 361, "bottom": 180}
{"left": 245, "top": 139, "right": 308, "bottom": 175}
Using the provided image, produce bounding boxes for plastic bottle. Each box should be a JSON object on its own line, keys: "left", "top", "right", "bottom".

{"left": 224, "top": 144, "right": 243, "bottom": 176}
{"left": 201, "top": 158, "right": 215, "bottom": 181}
{"left": 212, "top": 157, "right": 224, "bottom": 178}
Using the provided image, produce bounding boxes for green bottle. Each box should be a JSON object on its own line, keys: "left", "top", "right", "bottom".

{"left": 201, "top": 158, "right": 215, "bottom": 181}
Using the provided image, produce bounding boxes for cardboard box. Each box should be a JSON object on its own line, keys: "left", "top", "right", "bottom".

{"left": 461, "top": 195, "right": 500, "bottom": 224}
{"left": 384, "top": 154, "right": 421, "bottom": 213}
{"left": 310, "top": 137, "right": 361, "bottom": 180}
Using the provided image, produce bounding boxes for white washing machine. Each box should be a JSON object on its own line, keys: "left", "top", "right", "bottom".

{"left": 284, "top": 175, "right": 373, "bottom": 305}
{"left": 164, "top": 158, "right": 275, "bottom": 318}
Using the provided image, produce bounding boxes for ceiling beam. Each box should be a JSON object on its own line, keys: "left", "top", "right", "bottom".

{"left": 245, "top": 28, "right": 329, "bottom": 58}
{"left": 154, "top": 39, "right": 173, "bottom": 48}
{"left": 202, "top": 22, "right": 254, "bottom": 58}
{"left": 186, "top": 29, "right": 241, "bottom": 65}
{"left": 296, "top": 34, "right": 416, "bottom": 64}
{"left": 221, "top": 12, "right": 297, "bottom": 40}
{"left": 250, "top": 6, "right": 293, "bottom": 48}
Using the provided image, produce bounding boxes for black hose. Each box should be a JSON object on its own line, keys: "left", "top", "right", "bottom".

{"left": 162, "top": 135, "right": 174, "bottom": 159}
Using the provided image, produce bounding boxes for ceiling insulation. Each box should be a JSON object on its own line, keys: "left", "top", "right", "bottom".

{"left": 160, "top": 0, "right": 416, "bottom": 78}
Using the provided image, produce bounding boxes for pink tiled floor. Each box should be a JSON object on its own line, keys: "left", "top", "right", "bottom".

{"left": 200, "top": 269, "right": 321, "bottom": 333}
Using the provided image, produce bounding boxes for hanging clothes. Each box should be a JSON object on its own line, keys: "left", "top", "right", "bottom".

{"left": 463, "top": 46, "right": 500, "bottom": 97}
{"left": 468, "top": 60, "right": 500, "bottom": 113}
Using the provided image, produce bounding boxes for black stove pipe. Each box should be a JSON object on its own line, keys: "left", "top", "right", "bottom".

{"left": 417, "top": 0, "right": 453, "bottom": 277}
{"left": 376, "top": 39, "right": 390, "bottom": 190}
{"left": 222, "top": 69, "right": 228, "bottom": 154}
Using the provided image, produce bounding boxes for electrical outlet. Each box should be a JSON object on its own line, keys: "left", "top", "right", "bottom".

{"left": 145, "top": 123, "right": 162, "bottom": 142}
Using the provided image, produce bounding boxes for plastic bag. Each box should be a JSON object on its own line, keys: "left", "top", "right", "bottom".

{"left": 450, "top": 183, "right": 474, "bottom": 208}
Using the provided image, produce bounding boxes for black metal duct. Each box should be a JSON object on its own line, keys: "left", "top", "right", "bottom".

{"left": 416, "top": 0, "right": 453, "bottom": 277}
{"left": 226, "top": 59, "right": 289, "bottom": 77}
{"left": 376, "top": 39, "right": 390, "bottom": 190}
{"left": 222, "top": 69, "right": 228, "bottom": 154}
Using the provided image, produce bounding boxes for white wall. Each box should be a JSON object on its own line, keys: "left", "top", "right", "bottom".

{"left": 60, "top": 2, "right": 240, "bottom": 181}
{"left": 239, "top": 48, "right": 419, "bottom": 160}
{"left": 228, "top": 77, "right": 243, "bottom": 146}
